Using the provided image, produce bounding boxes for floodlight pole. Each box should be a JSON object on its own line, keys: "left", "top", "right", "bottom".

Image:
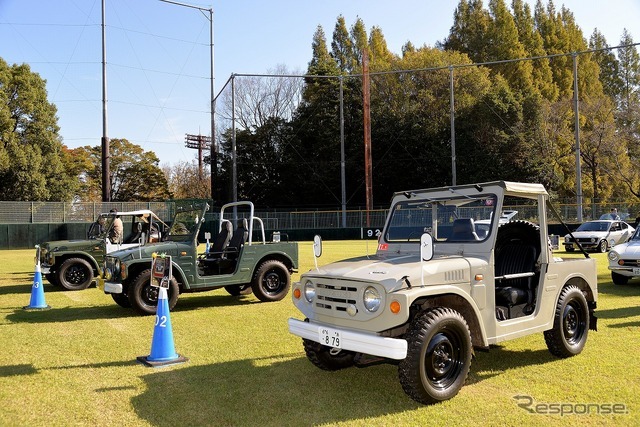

{"left": 572, "top": 53, "right": 583, "bottom": 222}
{"left": 158, "top": 0, "right": 214, "bottom": 200}
{"left": 101, "top": 0, "right": 110, "bottom": 202}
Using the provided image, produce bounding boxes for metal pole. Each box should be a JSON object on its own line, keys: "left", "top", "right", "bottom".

{"left": 231, "top": 75, "right": 237, "bottom": 203}
{"left": 157, "top": 1, "right": 214, "bottom": 200}
{"left": 340, "top": 76, "right": 346, "bottom": 228}
{"left": 209, "top": 8, "right": 215, "bottom": 201}
{"left": 449, "top": 66, "right": 456, "bottom": 186}
{"left": 573, "top": 54, "right": 583, "bottom": 222}
{"left": 101, "top": 0, "right": 110, "bottom": 202}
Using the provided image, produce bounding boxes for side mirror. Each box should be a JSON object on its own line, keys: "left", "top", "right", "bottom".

{"left": 421, "top": 233, "right": 433, "bottom": 261}
{"left": 313, "top": 235, "right": 323, "bottom": 258}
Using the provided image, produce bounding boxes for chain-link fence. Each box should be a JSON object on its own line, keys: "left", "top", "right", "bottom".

{"left": 1, "top": 201, "right": 639, "bottom": 228}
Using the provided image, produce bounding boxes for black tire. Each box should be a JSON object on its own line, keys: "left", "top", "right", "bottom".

{"left": 597, "top": 240, "right": 608, "bottom": 253}
{"left": 611, "top": 271, "right": 629, "bottom": 286}
{"left": 57, "top": 258, "right": 94, "bottom": 290}
{"left": 224, "top": 284, "right": 252, "bottom": 296}
{"left": 111, "top": 292, "right": 131, "bottom": 308}
{"left": 544, "top": 285, "right": 589, "bottom": 358}
{"left": 128, "top": 269, "right": 179, "bottom": 316}
{"left": 45, "top": 272, "right": 59, "bottom": 287}
{"left": 399, "top": 307, "right": 472, "bottom": 404}
{"left": 251, "top": 260, "right": 290, "bottom": 302}
{"left": 302, "top": 338, "right": 355, "bottom": 371}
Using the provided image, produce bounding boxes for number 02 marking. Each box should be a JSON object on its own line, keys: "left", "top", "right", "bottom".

{"left": 155, "top": 315, "right": 167, "bottom": 327}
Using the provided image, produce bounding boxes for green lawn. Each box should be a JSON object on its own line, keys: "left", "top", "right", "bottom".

{"left": 0, "top": 242, "right": 638, "bottom": 426}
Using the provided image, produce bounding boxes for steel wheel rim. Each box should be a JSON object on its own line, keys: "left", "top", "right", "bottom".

{"left": 65, "top": 265, "right": 88, "bottom": 285}
{"left": 563, "top": 302, "right": 585, "bottom": 345}
{"left": 423, "top": 331, "right": 463, "bottom": 390}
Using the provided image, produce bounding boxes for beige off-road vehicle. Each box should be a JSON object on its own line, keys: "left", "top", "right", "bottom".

{"left": 289, "top": 181, "right": 597, "bottom": 404}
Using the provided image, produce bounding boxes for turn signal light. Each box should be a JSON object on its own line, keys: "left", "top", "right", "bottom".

{"left": 293, "top": 288, "right": 301, "bottom": 299}
{"left": 390, "top": 300, "right": 401, "bottom": 314}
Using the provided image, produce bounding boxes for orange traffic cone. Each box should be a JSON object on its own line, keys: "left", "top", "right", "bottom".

{"left": 137, "top": 287, "right": 187, "bottom": 367}
{"left": 24, "top": 254, "right": 50, "bottom": 310}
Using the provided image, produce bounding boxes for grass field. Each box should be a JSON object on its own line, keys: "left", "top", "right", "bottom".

{"left": 0, "top": 241, "right": 638, "bottom": 426}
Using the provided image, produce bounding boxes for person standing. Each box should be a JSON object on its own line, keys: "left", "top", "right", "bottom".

{"left": 110, "top": 209, "right": 123, "bottom": 244}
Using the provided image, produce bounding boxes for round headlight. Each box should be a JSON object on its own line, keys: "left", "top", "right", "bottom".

{"left": 608, "top": 251, "right": 619, "bottom": 262}
{"left": 114, "top": 258, "right": 121, "bottom": 273}
{"left": 564, "top": 236, "right": 570, "bottom": 242}
{"left": 363, "top": 286, "right": 381, "bottom": 312}
{"left": 304, "top": 280, "right": 316, "bottom": 302}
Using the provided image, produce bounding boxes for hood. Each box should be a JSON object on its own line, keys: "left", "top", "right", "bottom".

{"left": 108, "top": 241, "right": 186, "bottom": 262}
{"left": 304, "top": 253, "right": 480, "bottom": 292}
{"left": 41, "top": 239, "right": 102, "bottom": 253}
{"left": 611, "top": 239, "right": 640, "bottom": 256}
{"left": 565, "top": 230, "right": 608, "bottom": 239}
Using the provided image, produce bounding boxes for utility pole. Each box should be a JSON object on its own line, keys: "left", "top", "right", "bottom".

{"left": 362, "top": 49, "right": 372, "bottom": 227}
{"left": 185, "top": 133, "right": 211, "bottom": 181}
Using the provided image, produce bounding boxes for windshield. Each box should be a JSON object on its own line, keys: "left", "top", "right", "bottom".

{"left": 576, "top": 221, "right": 610, "bottom": 232}
{"left": 385, "top": 194, "right": 497, "bottom": 243}
{"left": 167, "top": 209, "right": 202, "bottom": 242}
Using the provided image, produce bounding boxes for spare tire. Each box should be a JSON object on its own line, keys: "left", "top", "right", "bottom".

{"left": 496, "top": 220, "right": 541, "bottom": 255}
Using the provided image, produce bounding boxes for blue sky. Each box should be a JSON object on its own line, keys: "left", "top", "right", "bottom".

{"left": 1, "top": 0, "right": 639, "bottom": 167}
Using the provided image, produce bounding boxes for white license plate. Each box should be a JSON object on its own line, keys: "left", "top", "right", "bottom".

{"left": 633, "top": 267, "right": 640, "bottom": 275}
{"left": 318, "top": 327, "right": 342, "bottom": 348}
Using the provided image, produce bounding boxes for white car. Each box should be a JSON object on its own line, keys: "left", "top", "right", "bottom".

{"left": 563, "top": 220, "right": 635, "bottom": 253}
{"left": 608, "top": 227, "right": 640, "bottom": 285}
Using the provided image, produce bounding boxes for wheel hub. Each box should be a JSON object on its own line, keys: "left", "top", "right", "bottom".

{"left": 425, "top": 333, "right": 458, "bottom": 384}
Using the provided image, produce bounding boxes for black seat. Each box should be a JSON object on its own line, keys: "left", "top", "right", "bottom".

{"left": 208, "top": 221, "right": 232, "bottom": 259}
{"left": 225, "top": 218, "right": 248, "bottom": 259}
{"left": 449, "top": 218, "right": 480, "bottom": 241}
{"left": 495, "top": 244, "right": 537, "bottom": 318}
{"left": 125, "top": 222, "right": 143, "bottom": 244}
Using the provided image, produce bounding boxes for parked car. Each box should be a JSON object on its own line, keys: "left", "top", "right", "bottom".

{"left": 563, "top": 220, "right": 634, "bottom": 253}
{"left": 38, "top": 210, "right": 168, "bottom": 290}
{"left": 608, "top": 227, "right": 640, "bottom": 285}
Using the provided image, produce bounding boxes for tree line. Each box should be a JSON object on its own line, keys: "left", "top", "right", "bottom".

{"left": 215, "top": 0, "right": 639, "bottom": 208}
{"left": 1, "top": 0, "right": 638, "bottom": 208}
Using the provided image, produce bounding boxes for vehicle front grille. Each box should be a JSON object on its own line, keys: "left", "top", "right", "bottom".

{"left": 621, "top": 259, "right": 640, "bottom": 267}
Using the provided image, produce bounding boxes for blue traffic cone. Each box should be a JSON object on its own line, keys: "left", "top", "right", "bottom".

{"left": 24, "top": 260, "right": 50, "bottom": 310}
{"left": 137, "top": 287, "right": 187, "bottom": 367}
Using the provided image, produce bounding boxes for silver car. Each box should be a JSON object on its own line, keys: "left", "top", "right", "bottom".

{"left": 608, "top": 227, "right": 640, "bottom": 285}
{"left": 563, "top": 220, "right": 635, "bottom": 253}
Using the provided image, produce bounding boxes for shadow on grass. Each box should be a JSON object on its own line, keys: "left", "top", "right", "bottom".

{"left": 5, "top": 305, "right": 138, "bottom": 323}
{"left": 0, "top": 282, "right": 79, "bottom": 296}
{"left": 596, "top": 281, "right": 640, "bottom": 297}
{"left": 596, "top": 304, "right": 640, "bottom": 319}
{"left": 131, "top": 355, "right": 420, "bottom": 426}
{"left": 172, "top": 293, "right": 258, "bottom": 312}
{"left": 467, "top": 347, "right": 556, "bottom": 384}
{"left": 0, "top": 363, "right": 38, "bottom": 377}
{"left": 130, "top": 345, "right": 562, "bottom": 426}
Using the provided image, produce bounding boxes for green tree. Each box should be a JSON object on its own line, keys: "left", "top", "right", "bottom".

{"left": 589, "top": 29, "right": 623, "bottom": 100}
{"left": 78, "top": 138, "right": 171, "bottom": 202}
{"left": 0, "top": 58, "right": 78, "bottom": 201}
{"left": 442, "top": 0, "right": 492, "bottom": 63}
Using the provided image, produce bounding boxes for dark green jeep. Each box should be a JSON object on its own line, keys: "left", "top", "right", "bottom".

{"left": 98, "top": 201, "right": 299, "bottom": 315}
{"left": 38, "top": 210, "right": 167, "bottom": 290}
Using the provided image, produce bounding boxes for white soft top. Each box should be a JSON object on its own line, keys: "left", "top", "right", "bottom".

{"left": 102, "top": 209, "right": 167, "bottom": 225}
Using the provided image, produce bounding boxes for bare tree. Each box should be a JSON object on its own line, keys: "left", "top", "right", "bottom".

{"left": 219, "top": 64, "right": 304, "bottom": 132}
